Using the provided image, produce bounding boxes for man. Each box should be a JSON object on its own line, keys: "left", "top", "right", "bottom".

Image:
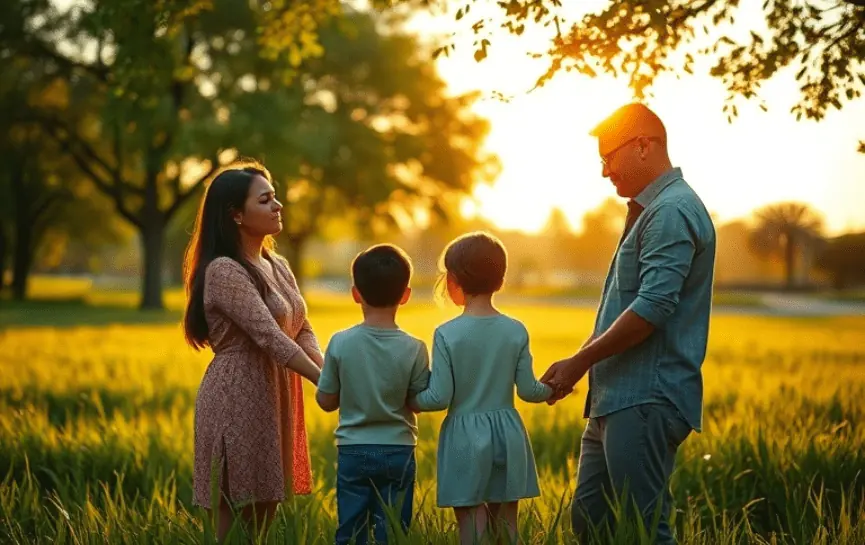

{"left": 541, "top": 102, "right": 716, "bottom": 543}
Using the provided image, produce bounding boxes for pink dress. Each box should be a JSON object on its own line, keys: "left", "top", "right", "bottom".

{"left": 192, "top": 255, "right": 323, "bottom": 508}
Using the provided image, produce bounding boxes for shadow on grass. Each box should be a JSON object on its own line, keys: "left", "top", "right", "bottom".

{"left": 0, "top": 297, "right": 182, "bottom": 329}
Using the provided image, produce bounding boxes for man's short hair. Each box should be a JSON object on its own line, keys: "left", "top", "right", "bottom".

{"left": 351, "top": 244, "right": 412, "bottom": 308}
{"left": 590, "top": 102, "right": 667, "bottom": 153}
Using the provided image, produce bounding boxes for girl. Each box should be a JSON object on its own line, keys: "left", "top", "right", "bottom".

{"left": 409, "top": 231, "right": 553, "bottom": 544}
{"left": 182, "top": 162, "right": 323, "bottom": 540}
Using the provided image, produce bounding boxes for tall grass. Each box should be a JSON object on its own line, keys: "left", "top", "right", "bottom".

{"left": 1, "top": 295, "right": 864, "bottom": 543}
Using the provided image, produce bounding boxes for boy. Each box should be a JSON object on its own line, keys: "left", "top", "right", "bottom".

{"left": 316, "top": 243, "right": 430, "bottom": 545}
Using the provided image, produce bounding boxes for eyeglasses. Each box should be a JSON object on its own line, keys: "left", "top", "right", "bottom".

{"left": 600, "top": 136, "right": 664, "bottom": 167}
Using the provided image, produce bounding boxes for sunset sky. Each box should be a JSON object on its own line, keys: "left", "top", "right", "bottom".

{"left": 406, "top": 0, "right": 865, "bottom": 236}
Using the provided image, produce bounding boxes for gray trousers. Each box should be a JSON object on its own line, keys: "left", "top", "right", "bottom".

{"left": 571, "top": 402, "right": 692, "bottom": 544}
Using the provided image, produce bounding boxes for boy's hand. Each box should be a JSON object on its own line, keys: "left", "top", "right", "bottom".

{"left": 316, "top": 390, "right": 340, "bottom": 412}
{"left": 405, "top": 394, "right": 420, "bottom": 413}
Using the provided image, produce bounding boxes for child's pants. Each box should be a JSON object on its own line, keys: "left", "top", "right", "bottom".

{"left": 336, "top": 445, "right": 416, "bottom": 545}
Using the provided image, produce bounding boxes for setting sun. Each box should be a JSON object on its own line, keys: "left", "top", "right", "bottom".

{"left": 408, "top": 2, "right": 865, "bottom": 236}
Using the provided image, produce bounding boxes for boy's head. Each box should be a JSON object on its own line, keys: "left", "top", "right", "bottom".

{"left": 351, "top": 244, "right": 413, "bottom": 308}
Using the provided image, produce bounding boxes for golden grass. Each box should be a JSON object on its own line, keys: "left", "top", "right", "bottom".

{"left": 1, "top": 285, "right": 864, "bottom": 543}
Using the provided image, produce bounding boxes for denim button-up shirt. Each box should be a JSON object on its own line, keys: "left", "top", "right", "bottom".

{"left": 584, "top": 167, "right": 716, "bottom": 432}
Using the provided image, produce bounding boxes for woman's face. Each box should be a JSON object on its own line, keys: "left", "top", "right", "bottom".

{"left": 233, "top": 175, "right": 283, "bottom": 237}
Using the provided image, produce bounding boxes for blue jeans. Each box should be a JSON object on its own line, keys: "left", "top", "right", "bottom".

{"left": 571, "top": 402, "right": 692, "bottom": 544}
{"left": 336, "top": 445, "right": 416, "bottom": 545}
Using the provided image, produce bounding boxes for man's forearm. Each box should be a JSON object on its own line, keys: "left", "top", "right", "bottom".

{"left": 573, "top": 310, "right": 655, "bottom": 370}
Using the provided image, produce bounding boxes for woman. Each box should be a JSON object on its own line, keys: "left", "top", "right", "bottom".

{"left": 182, "top": 162, "right": 323, "bottom": 539}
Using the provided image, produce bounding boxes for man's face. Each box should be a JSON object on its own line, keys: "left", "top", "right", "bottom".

{"left": 598, "top": 135, "right": 648, "bottom": 198}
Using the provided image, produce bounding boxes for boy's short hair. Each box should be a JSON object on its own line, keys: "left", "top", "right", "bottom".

{"left": 351, "top": 244, "right": 413, "bottom": 308}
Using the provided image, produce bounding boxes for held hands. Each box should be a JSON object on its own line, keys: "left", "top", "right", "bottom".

{"left": 540, "top": 355, "right": 590, "bottom": 406}
{"left": 405, "top": 394, "right": 421, "bottom": 414}
{"left": 307, "top": 366, "right": 321, "bottom": 387}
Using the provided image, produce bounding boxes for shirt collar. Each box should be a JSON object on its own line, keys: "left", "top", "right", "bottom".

{"left": 633, "top": 167, "right": 683, "bottom": 208}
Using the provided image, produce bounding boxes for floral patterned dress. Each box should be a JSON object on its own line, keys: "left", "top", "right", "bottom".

{"left": 192, "top": 255, "right": 323, "bottom": 508}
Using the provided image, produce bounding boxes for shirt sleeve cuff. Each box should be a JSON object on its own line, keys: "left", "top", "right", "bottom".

{"left": 629, "top": 296, "right": 668, "bottom": 328}
{"left": 316, "top": 380, "right": 339, "bottom": 395}
{"left": 409, "top": 369, "right": 432, "bottom": 394}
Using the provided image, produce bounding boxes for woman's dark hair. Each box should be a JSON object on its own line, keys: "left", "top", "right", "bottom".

{"left": 435, "top": 231, "right": 507, "bottom": 304}
{"left": 182, "top": 161, "right": 277, "bottom": 349}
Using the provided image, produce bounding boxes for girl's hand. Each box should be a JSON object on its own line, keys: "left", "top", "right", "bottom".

{"left": 546, "top": 384, "right": 573, "bottom": 405}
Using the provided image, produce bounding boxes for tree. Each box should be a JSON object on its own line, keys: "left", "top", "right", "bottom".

{"left": 816, "top": 231, "right": 865, "bottom": 289}
{"left": 542, "top": 207, "right": 579, "bottom": 271}
{"left": 225, "top": 10, "right": 496, "bottom": 286}
{"left": 572, "top": 197, "right": 627, "bottom": 275}
{"left": 0, "top": 129, "right": 123, "bottom": 301}
{"left": 434, "top": 0, "right": 865, "bottom": 151}
{"left": 1, "top": 0, "right": 371, "bottom": 309}
{"left": 749, "top": 202, "right": 824, "bottom": 289}
{"left": 0, "top": 51, "right": 121, "bottom": 301}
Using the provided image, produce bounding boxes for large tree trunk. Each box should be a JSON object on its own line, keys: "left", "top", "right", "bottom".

{"left": 10, "top": 168, "right": 31, "bottom": 301}
{"left": 284, "top": 235, "right": 308, "bottom": 293}
{"left": 783, "top": 232, "right": 796, "bottom": 290}
{"left": 139, "top": 220, "right": 166, "bottom": 310}
{"left": 11, "top": 219, "right": 33, "bottom": 301}
{"left": 0, "top": 227, "right": 7, "bottom": 294}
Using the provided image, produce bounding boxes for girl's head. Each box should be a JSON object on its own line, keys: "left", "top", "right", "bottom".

{"left": 182, "top": 161, "right": 280, "bottom": 349}
{"left": 435, "top": 231, "right": 507, "bottom": 306}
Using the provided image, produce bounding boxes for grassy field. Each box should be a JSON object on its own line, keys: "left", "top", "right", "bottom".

{"left": 1, "top": 280, "right": 864, "bottom": 543}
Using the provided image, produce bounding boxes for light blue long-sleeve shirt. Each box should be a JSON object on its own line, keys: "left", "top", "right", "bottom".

{"left": 414, "top": 315, "right": 552, "bottom": 414}
{"left": 585, "top": 167, "right": 716, "bottom": 432}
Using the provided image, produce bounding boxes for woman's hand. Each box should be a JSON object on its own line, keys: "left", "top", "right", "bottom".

{"left": 287, "top": 350, "right": 321, "bottom": 386}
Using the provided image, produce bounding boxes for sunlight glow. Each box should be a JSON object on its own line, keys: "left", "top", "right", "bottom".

{"left": 407, "top": 1, "right": 865, "bottom": 236}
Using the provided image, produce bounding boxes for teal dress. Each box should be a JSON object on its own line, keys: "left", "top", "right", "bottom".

{"left": 414, "top": 314, "right": 553, "bottom": 507}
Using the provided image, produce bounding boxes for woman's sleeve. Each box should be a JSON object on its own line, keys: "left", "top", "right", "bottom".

{"left": 205, "top": 258, "right": 302, "bottom": 366}
{"left": 278, "top": 256, "right": 324, "bottom": 368}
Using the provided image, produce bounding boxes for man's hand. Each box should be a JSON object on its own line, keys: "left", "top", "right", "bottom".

{"left": 541, "top": 356, "right": 590, "bottom": 405}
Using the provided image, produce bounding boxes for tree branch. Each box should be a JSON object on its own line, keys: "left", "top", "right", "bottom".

{"left": 25, "top": 37, "right": 110, "bottom": 83}
{"left": 151, "top": 28, "right": 194, "bottom": 163}
{"left": 165, "top": 154, "right": 220, "bottom": 220}
{"left": 29, "top": 189, "right": 71, "bottom": 244}
{"left": 36, "top": 115, "right": 118, "bottom": 185}
{"left": 113, "top": 115, "right": 125, "bottom": 186}
{"left": 824, "top": 17, "right": 863, "bottom": 53}
{"left": 46, "top": 127, "right": 143, "bottom": 229}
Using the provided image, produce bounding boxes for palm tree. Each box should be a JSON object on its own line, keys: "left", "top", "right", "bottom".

{"left": 749, "top": 202, "right": 824, "bottom": 289}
